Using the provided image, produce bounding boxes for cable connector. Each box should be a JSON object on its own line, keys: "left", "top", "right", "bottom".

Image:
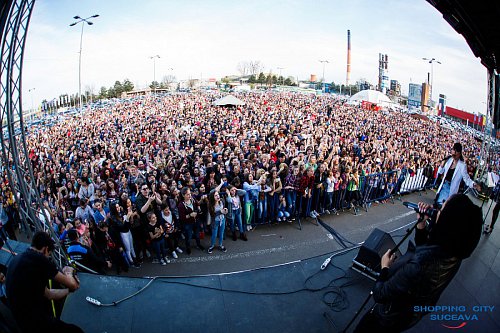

{"left": 86, "top": 296, "right": 101, "bottom": 306}
{"left": 321, "top": 257, "right": 331, "bottom": 270}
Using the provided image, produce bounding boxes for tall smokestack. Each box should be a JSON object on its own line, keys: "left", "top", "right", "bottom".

{"left": 346, "top": 30, "right": 351, "bottom": 86}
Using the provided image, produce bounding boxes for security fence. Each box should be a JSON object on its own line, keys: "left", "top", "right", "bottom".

{"left": 242, "top": 167, "right": 439, "bottom": 230}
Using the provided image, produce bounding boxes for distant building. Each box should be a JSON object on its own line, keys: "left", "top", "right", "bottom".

{"left": 122, "top": 88, "right": 169, "bottom": 98}
{"left": 421, "top": 83, "right": 430, "bottom": 113}
{"left": 358, "top": 79, "right": 374, "bottom": 91}
{"left": 444, "top": 106, "right": 485, "bottom": 129}
{"left": 408, "top": 83, "right": 422, "bottom": 110}
{"left": 390, "top": 80, "right": 401, "bottom": 96}
{"left": 378, "top": 53, "right": 389, "bottom": 94}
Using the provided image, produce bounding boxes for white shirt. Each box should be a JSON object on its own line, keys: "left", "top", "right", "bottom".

{"left": 436, "top": 158, "right": 475, "bottom": 198}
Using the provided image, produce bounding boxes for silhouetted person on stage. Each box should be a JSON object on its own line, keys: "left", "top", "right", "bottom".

{"left": 354, "top": 194, "right": 482, "bottom": 333}
{"left": 5, "top": 231, "right": 83, "bottom": 333}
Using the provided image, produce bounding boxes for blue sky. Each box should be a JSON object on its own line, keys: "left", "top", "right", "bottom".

{"left": 22, "top": 0, "right": 487, "bottom": 114}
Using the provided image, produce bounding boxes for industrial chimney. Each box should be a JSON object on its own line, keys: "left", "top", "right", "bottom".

{"left": 346, "top": 30, "right": 351, "bottom": 86}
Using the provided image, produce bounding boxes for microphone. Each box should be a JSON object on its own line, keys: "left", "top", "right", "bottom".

{"left": 403, "top": 202, "right": 438, "bottom": 220}
{"left": 442, "top": 155, "right": 452, "bottom": 161}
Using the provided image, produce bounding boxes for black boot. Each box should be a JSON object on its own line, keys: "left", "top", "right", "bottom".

{"left": 240, "top": 233, "right": 248, "bottom": 241}
{"left": 232, "top": 231, "right": 237, "bottom": 241}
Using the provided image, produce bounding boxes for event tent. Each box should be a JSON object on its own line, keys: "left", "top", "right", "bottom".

{"left": 348, "top": 89, "right": 392, "bottom": 106}
{"left": 212, "top": 95, "right": 246, "bottom": 106}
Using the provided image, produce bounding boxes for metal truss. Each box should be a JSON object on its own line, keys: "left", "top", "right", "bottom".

{"left": 0, "top": 0, "right": 67, "bottom": 268}
{"left": 476, "top": 68, "right": 498, "bottom": 185}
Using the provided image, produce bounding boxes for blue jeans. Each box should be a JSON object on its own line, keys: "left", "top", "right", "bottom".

{"left": 230, "top": 208, "right": 244, "bottom": 233}
{"left": 326, "top": 192, "right": 333, "bottom": 210}
{"left": 303, "top": 195, "right": 312, "bottom": 217}
{"left": 312, "top": 188, "right": 321, "bottom": 212}
{"left": 183, "top": 223, "right": 201, "bottom": 250}
{"left": 211, "top": 217, "right": 225, "bottom": 247}
{"left": 285, "top": 190, "right": 296, "bottom": 215}
{"left": 277, "top": 210, "right": 290, "bottom": 219}
{"left": 436, "top": 181, "right": 451, "bottom": 206}
{"left": 151, "top": 238, "right": 167, "bottom": 261}
{"left": 258, "top": 197, "right": 268, "bottom": 223}
{"left": 268, "top": 193, "right": 280, "bottom": 221}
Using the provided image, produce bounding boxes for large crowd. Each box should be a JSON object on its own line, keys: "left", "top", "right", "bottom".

{"left": 0, "top": 91, "right": 491, "bottom": 273}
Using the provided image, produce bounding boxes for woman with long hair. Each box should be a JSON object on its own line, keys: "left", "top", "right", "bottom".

{"left": 243, "top": 173, "right": 265, "bottom": 230}
{"left": 207, "top": 191, "right": 228, "bottom": 254}
{"left": 177, "top": 187, "right": 205, "bottom": 255}
{"left": 109, "top": 202, "right": 139, "bottom": 268}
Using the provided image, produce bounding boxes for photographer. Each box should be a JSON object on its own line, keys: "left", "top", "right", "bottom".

{"left": 354, "top": 194, "right": 482, "bottom": 333}
{"left": 6, "top": 231, "right": 83, "bottom": 333}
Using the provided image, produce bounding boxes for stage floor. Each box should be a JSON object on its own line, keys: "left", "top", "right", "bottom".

{"left": 61, "top": 230, "right": 500, "bottom": 333}
{"left": 3, "top": 191, "right": 498, "bottom": 333}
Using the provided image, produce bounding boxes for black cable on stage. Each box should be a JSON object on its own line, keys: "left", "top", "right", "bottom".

{"left": 85, "top": 242, "right": 363, "bottom": 307}
{"left": 85, "top": 219, "right": 419, "bottom": 308}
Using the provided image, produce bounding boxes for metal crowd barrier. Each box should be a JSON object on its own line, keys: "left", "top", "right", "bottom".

{"left": 240, "top": 167, "right": 440, "bottom": 229}
{"left": 359, "top": 171, "right": 398, "bottom": 211}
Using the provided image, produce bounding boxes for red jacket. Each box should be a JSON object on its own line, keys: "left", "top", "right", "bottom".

{"left": 299, "top": 174, "right": 315, "bottom": 195}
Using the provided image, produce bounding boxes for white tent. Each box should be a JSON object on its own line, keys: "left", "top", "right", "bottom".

{"left": 212, "top": 95, "right": 246, "bottom": 106}
{"left": 348, "top": 89, "right": 392, "bottom": 105}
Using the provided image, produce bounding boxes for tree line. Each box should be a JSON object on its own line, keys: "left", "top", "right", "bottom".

{"left": 97, "top": 78, "right": 134, "bottom": 99}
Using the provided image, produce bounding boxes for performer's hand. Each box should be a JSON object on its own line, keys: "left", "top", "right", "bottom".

{"left": 381, "top": 249, "right": 396, "bottom": 269}
{"left": 473, "top": 183, "right": 482, "bottom": 192}
{"left": 416, "top": 202, "right": 432, "bottom": 227}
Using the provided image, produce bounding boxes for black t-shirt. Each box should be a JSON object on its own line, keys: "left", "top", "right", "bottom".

{"left": 147, "top": 222, "right": 164, "bottom": 242}
{"left": 5, "top": 248, "right": 59, "bottom": 321}
{"left": 445, "top": 166, "right": 455, "bottom": 182}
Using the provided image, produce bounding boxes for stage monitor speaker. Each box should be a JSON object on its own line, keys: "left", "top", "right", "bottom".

{"left": 352, "top": 228, "right": 401, "bottom": 281}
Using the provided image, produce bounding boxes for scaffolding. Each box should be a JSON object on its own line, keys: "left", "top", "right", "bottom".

{"left": 0, "top": 0, "right": 67, "bottom": 268}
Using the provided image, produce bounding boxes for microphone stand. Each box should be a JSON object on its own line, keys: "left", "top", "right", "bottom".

{"left": 341, "top": 216, "right": 424, "bottom": 333}
{"left": 70, "top": 259, "right": 99, "bottom": 275}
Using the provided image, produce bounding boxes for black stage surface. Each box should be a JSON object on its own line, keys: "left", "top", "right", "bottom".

{"left": 58, "top": 193, "right": 500, "bottom": 333}
{"left": 1, "top": 192, "right": 498, "bottom": 332}
{"left": 61, "top": 238, "right": 500, "bottom": 333}
{"left": 0, "top": 238, "right": 29, "bottom": 265}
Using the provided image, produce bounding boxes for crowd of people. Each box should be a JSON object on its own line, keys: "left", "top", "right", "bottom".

{"left": 0, "top": 90, "right": 492, "bottom": 273}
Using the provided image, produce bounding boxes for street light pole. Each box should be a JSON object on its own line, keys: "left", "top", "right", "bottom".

{"left": 28, "top": 88, "right": 35, "bottom": 116}
{"left": 422, "top": 57, "right": 441, "bottom": 111}
{"left": 70, "top": 14, "right": 99, "bottom": 110}
{"left": 167, "top": 68, "right": 174, "bottom": 90}
{"left": 277, "top": 67, "right": 284, "bottom": 86}
{"left": 149, "top": 55, "right": 160, "bottom": 95}
{"left": 319, "top": 60, "right": 329, "bottom": 92}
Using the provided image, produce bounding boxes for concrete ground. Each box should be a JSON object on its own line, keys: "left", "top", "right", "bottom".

{"left": 123, "top": 192, "right": 432, "bottom": 278}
